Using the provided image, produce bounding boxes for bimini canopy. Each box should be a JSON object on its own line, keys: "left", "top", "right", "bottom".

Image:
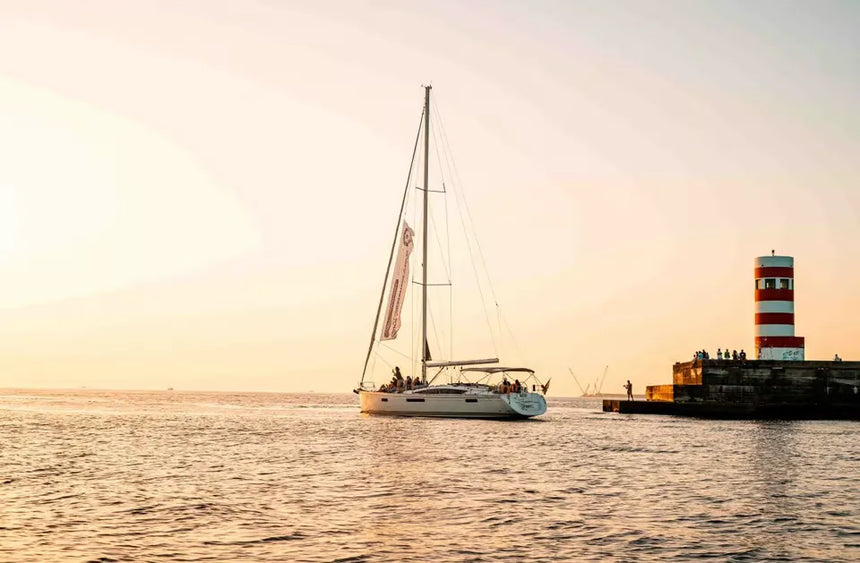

{"left": 460, "top": 367, "right": 535, "bottom": 375}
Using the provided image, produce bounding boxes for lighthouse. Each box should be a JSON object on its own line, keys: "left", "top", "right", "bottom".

{"left": 754, "top": 253, "right": 805, "bottom": 360}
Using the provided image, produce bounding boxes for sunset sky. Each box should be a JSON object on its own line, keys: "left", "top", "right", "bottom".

{"left": 0, "top": 1, "right": 857, "bottom": 394}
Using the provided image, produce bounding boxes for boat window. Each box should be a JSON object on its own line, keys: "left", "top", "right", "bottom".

{"left": 465, "top": 398, "right": 478, "bottom": 403}
{"left": 755, "top": 279, "right": 762, "bottom": 290}
{"left": 412, "top": 387, "right": 466, "bottom": 395}
{"left": 780, "top": 279, "right": 790, "bottom": 290}
{"left": 764, "top": 278, "right": 776, "bottom": 289}
{"left": 406, "top": 398, "right": 425, "bottom": 402}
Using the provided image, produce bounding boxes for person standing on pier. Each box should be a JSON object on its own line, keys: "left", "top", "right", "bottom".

{"left": 624, "top": 380, "right": 633, "bottom": 401}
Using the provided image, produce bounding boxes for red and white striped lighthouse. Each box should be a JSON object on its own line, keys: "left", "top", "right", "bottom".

{"left": 754, "top": 253, "right": 805, "bottom": 360}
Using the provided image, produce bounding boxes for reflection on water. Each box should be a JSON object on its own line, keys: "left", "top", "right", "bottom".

{"left": 0, "top": 389, "right": 858, "bottom": 562}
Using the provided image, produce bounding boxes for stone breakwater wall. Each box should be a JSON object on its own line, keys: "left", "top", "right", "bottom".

{"left": 607, "top": 360, "right": 860, "bottom": 419}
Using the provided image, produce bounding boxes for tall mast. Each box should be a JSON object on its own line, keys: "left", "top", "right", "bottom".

{"left": 421, "top": 85, "right": 431, "bottom": 381}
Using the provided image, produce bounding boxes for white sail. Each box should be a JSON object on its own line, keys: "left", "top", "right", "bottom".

{"left": 381, "top": 221, "right": 414, "bottom": 341}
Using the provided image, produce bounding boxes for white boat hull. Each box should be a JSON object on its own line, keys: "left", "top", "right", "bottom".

{"left": 359, "top": 390, "right": 547, "bottom": 419}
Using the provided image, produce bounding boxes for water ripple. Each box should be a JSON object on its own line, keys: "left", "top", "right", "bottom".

{"left": 0, "top": 390, "right": 859, "bottom": 562}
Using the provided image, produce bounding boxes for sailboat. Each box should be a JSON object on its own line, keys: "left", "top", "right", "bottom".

{"left": 354, "top": 86, "right": 548, "bottom": 419}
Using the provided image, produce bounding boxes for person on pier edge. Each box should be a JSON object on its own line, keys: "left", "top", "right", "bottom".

{"left": 624, "top": 380, "right": 633, "bottom": 401}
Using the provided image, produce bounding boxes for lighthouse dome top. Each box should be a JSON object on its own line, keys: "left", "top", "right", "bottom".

{"left": 756, "top": 255, "right": 793, "bottom": 268}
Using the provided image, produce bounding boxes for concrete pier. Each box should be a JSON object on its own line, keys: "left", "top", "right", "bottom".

{"left": 603, "top": 359, "right": 860, "bottom": 419}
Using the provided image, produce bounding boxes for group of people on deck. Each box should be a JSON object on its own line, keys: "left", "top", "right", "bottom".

{"left": 497, "top": 379, "right": 523, "bottom": 394}
{"left": 379, "top": 367, "right": 425, "bottom": 393}
{"left": 377, "top": 368, "right": 529, "bottom": 395}
{"left": 694, "top": 348, "right": 747, "bottom": 363}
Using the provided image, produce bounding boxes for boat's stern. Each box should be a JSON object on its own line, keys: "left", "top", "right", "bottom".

{"left": 502, "top": 392, "right": 547, "bottom": 418}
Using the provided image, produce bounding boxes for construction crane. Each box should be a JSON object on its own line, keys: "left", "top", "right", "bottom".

{"left": 597, "top": 365, "right": 609, "bottom": 395}
{"left": 568, "top": 368, "right": 588, "bottom": 396}
{"left": 569, "top": 365, "right": 609, "bottom": 397}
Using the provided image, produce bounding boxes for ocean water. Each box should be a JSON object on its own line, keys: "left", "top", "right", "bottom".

{"left": 1, "top": 389, "right": 858, "bottom": 562}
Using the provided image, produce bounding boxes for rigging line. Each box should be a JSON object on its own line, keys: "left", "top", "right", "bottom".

{"left": 427, "top": 112, "right": 456, "bottom": 360}
{"left": 360, "top": 108, "right": 425, "bottom": 386}
{"left": 427, "top": 205, "right": 453, "bottom": 281}
{"left": 430, "top": 98, "right": 493, "bottom": 328}
{"left": 433, "top": 96, "right": 502, "bottom": 310}
{"left": 439, "top": 109, "right": 508, "bottom": 361}
{"left": 426, "top": 121, "right": 453, "bottom": 282}
{"left": 502, "top": 313, "right": 528, "bottom": 365}
{"left": 427, "top": 102, "right": 454, "bottom": 357}
{"left": 429, "top": 106, "right": 455, "bottom": 359}
{"left": 431, "top": 109, "right": 448, "bottom": 195}
{"left": 426, "top": 300, "right": 445, "bottom": 367}
{"left": 447, "top": 183, "right": 453, "bottom": 360}
{"left": 377, "top": 342, "right": 413, "bottom": 362}
{"left": 453, "top": 185, "right": 499, "bottom": 357}
{"left": 408, "top": 124, "right": 427, "bottom": 380}
{"left": 432, "top": 99, "right": 499, "bottom": 357}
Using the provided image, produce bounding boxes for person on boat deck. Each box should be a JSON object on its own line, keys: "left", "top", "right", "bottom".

{"left": 513, "top": 379, "right": 521, "bottom": 393}
{"left": 406, "top": 375, "right": 413, "bottom": 390}
{"left": 390, "top": 366, "right": 403, "bottom": 392}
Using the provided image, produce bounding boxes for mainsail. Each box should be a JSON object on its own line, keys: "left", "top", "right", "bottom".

{"left": 381, "top": 221, "right": 414, "bottom": 341}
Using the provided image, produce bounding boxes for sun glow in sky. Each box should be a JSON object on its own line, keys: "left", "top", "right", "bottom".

{"left": 0, "top": 1, "right": 857, "bottom": 393}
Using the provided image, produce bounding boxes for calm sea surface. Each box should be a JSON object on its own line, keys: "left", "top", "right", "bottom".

{"left": 1, "top": 389, "right": 858, "bottom": 562}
